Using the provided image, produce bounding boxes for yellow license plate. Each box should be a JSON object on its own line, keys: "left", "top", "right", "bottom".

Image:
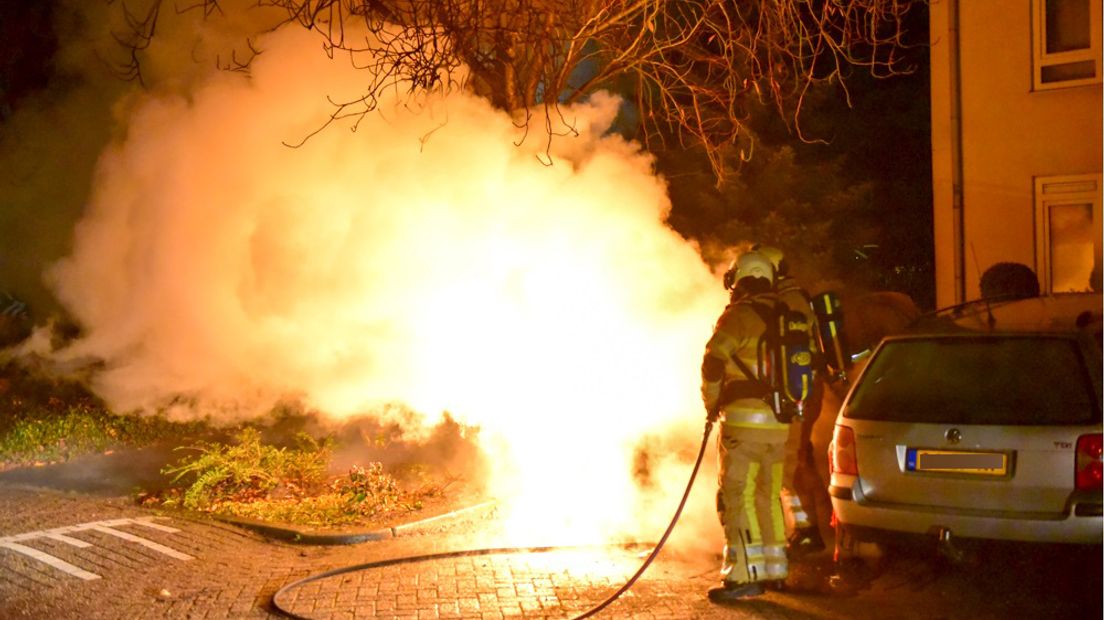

{"left": 907, "top": 449, "right": 1008, "bottom": 475}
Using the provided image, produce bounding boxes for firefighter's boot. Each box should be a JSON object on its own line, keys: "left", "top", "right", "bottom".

{"left": 787, "top": 526, "right": 826, "bottom": 559}
{"left": 708, "top": 581, "right": 766, "bottom": 603}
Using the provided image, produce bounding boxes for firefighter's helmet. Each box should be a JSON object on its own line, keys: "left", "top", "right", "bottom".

{"left": 723, "top": 250, "right": 775, "bottom": 291}
{"left": 751, "top": 244, "right": 789, "bottom": 278}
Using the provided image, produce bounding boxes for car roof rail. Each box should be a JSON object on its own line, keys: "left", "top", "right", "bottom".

{"left": 910, "top": 292, "right": 1104, "bottom": 335}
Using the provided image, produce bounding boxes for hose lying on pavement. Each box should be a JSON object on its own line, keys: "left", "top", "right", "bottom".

{"left": 271, "top": 421, "right": 715, "bottom": 620}
{"left": 572, "top": 420, "right": 714, "bottom": 618}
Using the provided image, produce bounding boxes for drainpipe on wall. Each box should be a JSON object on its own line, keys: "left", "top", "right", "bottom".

{"left": 949, "top": 0, "right": 966, "bottom": 304}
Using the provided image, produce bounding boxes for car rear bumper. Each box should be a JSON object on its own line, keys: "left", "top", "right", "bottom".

{"left": 830, "top": 484, "right": 1104, "bottom": 544}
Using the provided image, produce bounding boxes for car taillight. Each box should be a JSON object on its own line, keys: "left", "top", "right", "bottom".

{"left": 831, "top": 425, "right": 858, "bottom": 476}
{"left": 1076, "top": 434, "right": 1103, "bottom": 491}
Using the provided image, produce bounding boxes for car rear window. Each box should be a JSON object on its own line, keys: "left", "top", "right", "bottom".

{"left": 845, "top": 336, "right": 1100, "bottom": 425}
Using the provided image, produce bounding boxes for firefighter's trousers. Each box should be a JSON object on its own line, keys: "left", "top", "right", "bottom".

{"left": 781, "top": 419, "right": 825, "bottom": 536}
{"left": 716, "top": 425, "right": 788, "bottom": 585}
{"left": 781, "top": 381, "right": 828, "bottom": 540}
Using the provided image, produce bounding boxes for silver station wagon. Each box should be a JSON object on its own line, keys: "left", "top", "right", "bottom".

{"left": 829, "top": 293, "right": 1103, "bottom": 547}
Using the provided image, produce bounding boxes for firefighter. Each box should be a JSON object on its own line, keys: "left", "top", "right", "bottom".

{"left": 752, "top": 245, "right": 827, "bottom": 558}
{"left": 702, "top": 249, "right": 789, "bottom": 601}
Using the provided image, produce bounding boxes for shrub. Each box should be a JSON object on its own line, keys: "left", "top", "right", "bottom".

{"left": 162, "top": 427, "right": 330, "bottom": 511}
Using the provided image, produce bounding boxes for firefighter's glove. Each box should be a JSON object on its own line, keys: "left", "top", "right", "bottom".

{"left": 706, "top": 407, "right": 721, "bottom": 424}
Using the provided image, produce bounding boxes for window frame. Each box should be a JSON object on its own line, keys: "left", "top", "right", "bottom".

{"left": 1034, "top": 173, "right": 1102, "bottom": 294}
{"left": 1031, "top": 0, "right": 1103, "bottom": 90}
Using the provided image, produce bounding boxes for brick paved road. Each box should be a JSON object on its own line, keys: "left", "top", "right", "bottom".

{"left": 1, "top": 482, "right": 1098, "bottom": 619}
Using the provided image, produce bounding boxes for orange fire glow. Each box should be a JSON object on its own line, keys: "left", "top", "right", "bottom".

{"left": 46, "top": 26, "right": 729, "bottom": 546}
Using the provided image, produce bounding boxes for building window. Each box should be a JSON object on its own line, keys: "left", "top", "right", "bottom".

{"left": 1035, "top": 174, "right": 1102, "bottom": 293}
{"left": 1032, "top": 0, "right": 1102, "bottom": 90}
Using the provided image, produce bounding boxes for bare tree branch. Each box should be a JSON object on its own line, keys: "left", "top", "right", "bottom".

{"left": 110, "top": 0, "right": 926, "bottom": 181}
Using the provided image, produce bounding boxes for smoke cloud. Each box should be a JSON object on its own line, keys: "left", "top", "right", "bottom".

{"left": 24, "top": 15, "right": 731, "bottom": 545}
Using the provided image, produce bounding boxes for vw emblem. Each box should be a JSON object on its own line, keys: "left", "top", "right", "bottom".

{"left": 945, "top": 428, "right": 962, "bottom": 444}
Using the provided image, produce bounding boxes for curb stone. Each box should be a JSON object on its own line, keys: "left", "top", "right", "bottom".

{"left": 213, "top": 500, "right": 498, "bottom": 545}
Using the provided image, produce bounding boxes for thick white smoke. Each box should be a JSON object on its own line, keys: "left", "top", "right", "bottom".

{"left": 46, "top": 23, "right": 728, "bottom": 544}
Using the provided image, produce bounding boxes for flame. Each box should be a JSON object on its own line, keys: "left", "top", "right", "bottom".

{"left": 47, "top": 26, "right": 728, "bottom": 545}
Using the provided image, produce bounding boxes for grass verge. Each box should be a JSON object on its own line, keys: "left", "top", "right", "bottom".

{"left": 0, "top": 361, "right": 209, "bottom": 468}
{"left": 1, "top": 361, "right": 464, "bottom": 528}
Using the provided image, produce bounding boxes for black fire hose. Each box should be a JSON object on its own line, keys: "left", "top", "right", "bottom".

{"left": 571, "top": 419, "right": 714, "bottom": 618}
{"left": 271, "top": 420, "right": 715, "bottom": 619}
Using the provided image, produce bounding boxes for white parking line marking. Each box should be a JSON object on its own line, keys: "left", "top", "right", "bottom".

{"left": 44, "top": 534, "right": 93, "bottom": 548}
{"left": 128, "top": 517, "right": 181, "bottom": 533}
{"left": 0, "top": 517, "right": 193, "bottom": 579}
{"left": 88, "top": 525, "right": 194, "bottom": 561}
{"left": 0, "top": 542, "right": 101, "bottom": 581}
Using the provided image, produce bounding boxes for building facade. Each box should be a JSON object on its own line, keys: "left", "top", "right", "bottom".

{"left": 930, "top": 0, "right": 1102, "bottom": 307}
